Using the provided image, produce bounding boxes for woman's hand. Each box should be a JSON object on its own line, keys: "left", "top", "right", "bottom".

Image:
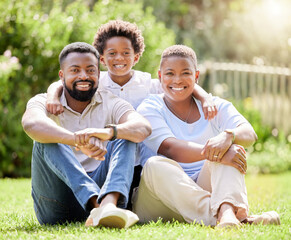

{"left": 201, "top": 131, "right": 233, "bottom": 162}
{"left": 219, "top": 144, "right": 247, "bottom": 174}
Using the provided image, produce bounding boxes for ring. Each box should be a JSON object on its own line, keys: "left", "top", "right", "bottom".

{"left": 213, "top": 155, "right": 218, "bottom": 158}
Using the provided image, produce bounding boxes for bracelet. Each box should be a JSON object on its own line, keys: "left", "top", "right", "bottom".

{"left": 224, "top": 129, "right": 235, "bottom": 143}
{"left": 105, "top": 124, "right": 117, "bottom": 141}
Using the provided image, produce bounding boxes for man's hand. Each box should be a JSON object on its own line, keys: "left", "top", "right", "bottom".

{"left": 201, "top": 131, "right": 233, "bottom": 162}
{"left": 46, "top": 97, "right": 64, "bottom": 115}
{"left": 218, "top": 144, "right": 247, "bottom": 174}
{"left": 76, "top": 137, "right": 107, "bottom": 160}
{"left": 201, "top": 94, "right": 218, "bottom": 120}
{"left": 74, "top": 128, "right": 113, "bottom": 146}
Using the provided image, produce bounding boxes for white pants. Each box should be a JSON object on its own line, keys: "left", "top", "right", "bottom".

{"left": 132, "top": 156, "right": 248, "bottom": 226}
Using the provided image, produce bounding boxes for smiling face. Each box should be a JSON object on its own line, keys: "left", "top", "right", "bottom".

{"left": 59, "top": 52, "right": 99, "bottom": 102}
{"left": 100, "top": 36, "right": 140, "bottom": 84}
{"left": 159, "top": 56, "right": 198, "bottom": 104}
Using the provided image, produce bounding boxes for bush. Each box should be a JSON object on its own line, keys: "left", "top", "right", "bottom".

{"left": 0, "top": 0, "right": 175, "bottom": 177}
{"left": 248, "top": 138, "right": 291, "bottom": 174}
{"left": 233, "top": 98, "right": 291, "bottom": 174}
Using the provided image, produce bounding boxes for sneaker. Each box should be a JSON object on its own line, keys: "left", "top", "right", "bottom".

{"left": 85, "top": 203, "right": 139, "bottom": 228}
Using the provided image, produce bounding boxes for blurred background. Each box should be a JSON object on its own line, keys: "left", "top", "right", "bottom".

{"left": 0, "top": 0, "right": 290, "bottom": 177}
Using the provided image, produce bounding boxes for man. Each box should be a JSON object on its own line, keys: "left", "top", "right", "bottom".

{"left": 22, "top": 42, "right": 151, "bottom": 228}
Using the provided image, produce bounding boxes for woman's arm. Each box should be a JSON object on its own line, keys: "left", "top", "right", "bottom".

{"left": 201, "top": 123, "right": 257, "bottom": 162}
{"left": 158, "top": 137, "right": 247, "bottom": 174}
{"left": 158, "top": 137, "right": 205, "bottom": 163}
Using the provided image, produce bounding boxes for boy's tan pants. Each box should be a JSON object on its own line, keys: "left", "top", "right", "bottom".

{"left": 132, "top": 156, "right": 248, "bottom": 226}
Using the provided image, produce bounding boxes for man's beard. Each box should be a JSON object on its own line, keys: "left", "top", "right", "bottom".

{"left": 64, "top": 79, "right": 97, "bottom": 102}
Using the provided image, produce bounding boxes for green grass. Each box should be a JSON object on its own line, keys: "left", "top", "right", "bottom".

{"left": 1, "top": 173, "right": 290, "bottom": 240}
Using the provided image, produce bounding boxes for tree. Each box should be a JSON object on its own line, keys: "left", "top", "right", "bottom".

{"left": 0, "top": 0, "right": 175, "bottom": 177}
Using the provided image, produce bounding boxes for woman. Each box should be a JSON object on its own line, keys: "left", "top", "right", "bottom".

{"left": 133, "top": 45, "right": 279, "bottom": 227}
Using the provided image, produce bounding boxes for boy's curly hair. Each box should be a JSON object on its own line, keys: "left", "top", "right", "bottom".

{"left": 93, "top": 20, "right": 145, "bottom": 57}
{"left": 161, "top": 45, "right": 198, "bottom": 70}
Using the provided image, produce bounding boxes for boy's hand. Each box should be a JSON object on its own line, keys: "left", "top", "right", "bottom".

{"left": 218, "top": 144, "right": 247, "bottom": 174}
{"left": 46, "top": 79, "right": 64, "bottom": 115}
{"left": 201, "top": 94, "right": 217, "bottom": 120}
{"left": 46, "top": 97, "right": 64, "bottom": 115}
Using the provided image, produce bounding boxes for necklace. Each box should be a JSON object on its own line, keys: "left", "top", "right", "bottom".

{"left": 164, "top": 96, "right": 194, "bottom": 123}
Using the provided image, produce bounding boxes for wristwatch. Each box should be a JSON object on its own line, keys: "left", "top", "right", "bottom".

{"left": 224, "top": 129, "right": 235, "bottom": 143}
{"left": 105, "top": 124, "right": 117, "bottom": 141}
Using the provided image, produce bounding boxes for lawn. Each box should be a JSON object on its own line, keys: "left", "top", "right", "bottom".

{"left": 0, "top": 173, "right": 290, "bottom": 240}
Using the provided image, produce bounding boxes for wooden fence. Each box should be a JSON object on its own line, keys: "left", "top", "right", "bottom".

{"left": 198, "top": 62, "right": 291, "bottom": 135}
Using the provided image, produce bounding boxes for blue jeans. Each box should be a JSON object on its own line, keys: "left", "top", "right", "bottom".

{"left": 31, "top": 139, "right": 136, "bottom": 225}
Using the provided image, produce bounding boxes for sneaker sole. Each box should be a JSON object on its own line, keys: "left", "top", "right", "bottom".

{"left": 99, "top": 215, "right": 126, "bottom": 228}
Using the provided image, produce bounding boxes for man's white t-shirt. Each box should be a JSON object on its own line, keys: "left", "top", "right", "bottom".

{"left": 137, "top": 94, "right": 252, "bottom": 181}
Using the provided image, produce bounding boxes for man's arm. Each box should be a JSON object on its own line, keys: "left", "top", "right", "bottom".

{"left": 22, "top": 107, "right": 74, "bottom": 145}
{"left": 46, "top": 80, "right": 64, "bottom": 115}
{"left": 115, "top": 110, "right": 152, "bottom": 143}
{"left": 74, "top": 110, "right": 152, "bottom": 146}
{"left": 192, "top": 84, "right": 217, "bottom": 120}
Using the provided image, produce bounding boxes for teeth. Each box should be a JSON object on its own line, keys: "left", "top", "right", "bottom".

{"left": 115, "top": 65, "right": 125, "bottom": 68}
{"left": 171, "top": 87, "right": 184, "bottom": 91}
{"left": 76, "top": 83, "right": 90, "bottom": 88}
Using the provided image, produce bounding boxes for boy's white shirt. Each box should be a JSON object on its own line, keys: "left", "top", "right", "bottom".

{"left": 99, "top": 70, "right": 163, "bottom": 109}
{"left": 98, "top": 70, "right": 162, "bottom": 166}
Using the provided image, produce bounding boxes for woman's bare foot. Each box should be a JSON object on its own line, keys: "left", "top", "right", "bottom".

{"left": 216, "top": 203, "right": 241, "bottom": 228}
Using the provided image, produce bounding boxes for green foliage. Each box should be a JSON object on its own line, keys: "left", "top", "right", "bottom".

{"left": 138, "top": 0, "right": 291, "bottom": 66}
{"left": 1, "top": 174, "right": 291, "bottom": 239}
{"left": 233, "top": 98, "right": 291, "bottom": 174}
{"left": 233, "top": 98, "right": 273, "bottom": 146}
{"left": 248, "top": 139, "right": 291, "bottom": 174}
{"left": 0, "top": 0, "right": 175, "bottom": 177}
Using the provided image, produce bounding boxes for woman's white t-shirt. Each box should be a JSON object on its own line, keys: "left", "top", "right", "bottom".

{"left": 137, "top": 94, "right": 251, "bottom": 181}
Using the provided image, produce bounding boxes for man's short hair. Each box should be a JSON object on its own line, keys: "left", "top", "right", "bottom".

{"left": 59, "top": 42, "right": 100, "bottom": 66}
{"left": 161, "top": 45, "right": 198, "bottom": 70}
{"left": 93, "top": 20, "right": 145, "bottom": 57}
